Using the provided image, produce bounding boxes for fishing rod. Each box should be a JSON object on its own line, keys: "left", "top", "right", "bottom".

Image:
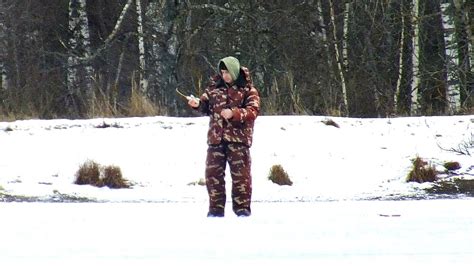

{"left": 175, "top": 88, "right": 198, "bottom": 102}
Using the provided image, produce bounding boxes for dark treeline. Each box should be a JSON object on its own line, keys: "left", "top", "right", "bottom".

{"left": 0, "top": 0, "right": 472, "bottom": 119}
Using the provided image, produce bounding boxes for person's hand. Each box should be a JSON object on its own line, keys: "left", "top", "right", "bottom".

{"left": 187, "top": 96, "right": 200, "bottom": 108}
{"left": 220, "top": 108, "right": 233, "bottom": 119}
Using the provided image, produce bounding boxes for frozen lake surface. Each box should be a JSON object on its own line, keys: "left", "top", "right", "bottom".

{"left": 1, "top": 199, "right": 473, "bottom": 266}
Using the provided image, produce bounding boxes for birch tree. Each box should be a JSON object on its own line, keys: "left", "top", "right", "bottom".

{"left": 136, "top": 0, "right": 148, "bottom": 96}
{"left": 394, "top": 0, "right": 406, "bottom": 111}
{"left": 328, "top": 0, "right": 348, "bottom": 115}
{"left": 67, "top": 0, "right": 93, "bottom": 113}
{"left": 146, "top": 0, "right": 179, "bottom": 112}
{"left": 411, "top": 0, "right": 420, "bottom": 114}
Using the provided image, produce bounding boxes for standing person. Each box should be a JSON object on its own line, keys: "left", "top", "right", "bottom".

{"left": 187, "top": 56, "right": 260, "bottom": 217}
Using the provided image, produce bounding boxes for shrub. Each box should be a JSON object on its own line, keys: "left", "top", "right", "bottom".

{"left": 440, "top": 133, "right": 474, "bottom": 156}
{"left": 74, "top": 160, "right": 129, "bottom": 189}
{"left": 102, "top": 165, "right": 129, "bottom": 189}
{"left": 444, "top": 161, "right": 461, "bottom": 171}
{"left": 268, "top": 164, "right": 293, "bottom": 186}
{"left": 75, "top": 160, "right": 103, "bottom": 187}
{"left": 406, "top": 157, "right": 437, "bottom": 183}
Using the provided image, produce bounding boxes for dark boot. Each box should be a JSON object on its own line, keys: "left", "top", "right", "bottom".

{"left": 234, "top": 209, "right": 251, "bottom": 217}
{"left": 207, "top": 208, "right": 224, "bottom": 217}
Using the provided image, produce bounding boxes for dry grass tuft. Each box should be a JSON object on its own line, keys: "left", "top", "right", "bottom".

{"left": 74, "top": 160, "right": 129, "bottom": 189}
{"left": 406, "top": 157, "right": 438, "bottom": 183}
{"left": 268, "top": 164, "right": 293, "bottom": 186}
{"left": 75, "top": 160, "right": 103, "bottom": 187}
{"left": 102, "top": 165, "right": 129, "bottom": 189}
{"left": 127, "top": 81, "right": 161, "bottom": 117}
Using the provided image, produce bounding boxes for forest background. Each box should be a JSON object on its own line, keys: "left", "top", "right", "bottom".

{"left": 0, "top": 0, "right": 472, "bottom": 119}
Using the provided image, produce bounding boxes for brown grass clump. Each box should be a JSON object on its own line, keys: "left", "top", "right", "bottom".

{"left": 102, "top": 165, "right": 129, "bottom": 189}
{"left": 268, "top": 164, "right": 293, "bottom": 186}
{"left": 406, "top": 157, "right": 438, "bottom": 183}
{"left": 75, "top": 160, "right": 129, "bottom": 189}
{"left": 75, "top": 160, "right": 103, "bottom": 187}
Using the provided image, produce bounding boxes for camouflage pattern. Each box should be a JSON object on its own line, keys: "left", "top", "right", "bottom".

{"left": 205, "top": 143, "right": 252, "bottom": 214}
{"left": 195, "top": 66, "right": 260, "bottom": 215}
{"left": 196, "top": 66, "right": 260, "bottom": 147}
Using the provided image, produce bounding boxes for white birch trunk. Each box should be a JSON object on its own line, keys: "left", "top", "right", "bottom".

{"left": 67, "top": 0, "right": 92, "bottom": 96}
{"left": 329, "top": 0, "right": 349, "bottom": 114}
{"left": 394, "top": 1, "right": 406, "bottom": 110}
{"left": 441, "top": 2, "right": 460, "bottom": 113}
{"left": 136, "top": 0, "right": 148, "bottom": 95}
{"left": 411, "top": 0, "right": 420, "bottom": 115}
{"left": 67, "top": 0, "right": 79, "bottom": 96}
{"left": 342, "top": 2, "right": 350, "bottom": 69}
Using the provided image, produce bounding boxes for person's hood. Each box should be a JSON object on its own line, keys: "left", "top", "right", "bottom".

{"left": 218, "top": 56, "right": 240, "bottom": 82}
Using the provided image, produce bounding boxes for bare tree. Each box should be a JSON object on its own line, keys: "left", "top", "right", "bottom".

{"left": 328, "top": 0, "right": 348, "bottom": 114}
{"left": 67, "top": 0, "right": 93, "bottom": 115}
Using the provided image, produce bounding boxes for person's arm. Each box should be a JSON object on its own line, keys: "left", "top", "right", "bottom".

{"left": 229, "top": 86, "right": 260, "bottom": 123}
{"left": 188, "top": 91, "right": 210, "bottom": 115}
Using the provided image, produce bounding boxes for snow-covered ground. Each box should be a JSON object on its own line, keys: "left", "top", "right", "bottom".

{"left": 1, "top": 115, "right": 473, "bottom": 265}
{"left": 0, "top": 200, "right": 472, "bottom": 266}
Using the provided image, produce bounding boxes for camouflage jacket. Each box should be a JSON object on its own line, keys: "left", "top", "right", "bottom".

{"left": 195, "top": 67, "right": 260, "bottom": 147}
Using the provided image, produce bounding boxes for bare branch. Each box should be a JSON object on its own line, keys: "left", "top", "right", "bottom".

{"left": 76, "top": 0, "right": 134, "bottom": 64}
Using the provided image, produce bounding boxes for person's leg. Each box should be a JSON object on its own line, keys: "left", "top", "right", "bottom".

{"left": 205, "top": 144, "right": 227, "bottom": 216}
{"left": 226, "top": 143, "right": 252, "bottom": 216}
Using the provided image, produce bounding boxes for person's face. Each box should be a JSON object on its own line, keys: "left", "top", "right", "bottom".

{"left": 221, "top": 69, "right": 233, "bottom": 84}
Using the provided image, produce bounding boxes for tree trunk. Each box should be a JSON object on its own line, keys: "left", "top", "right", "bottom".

{"left": 418, "top": 0, "right": 448, "bottom": 115}
{"left": 411, "top": 0, "right": 420, "bottom": 115}
{"left": 146, "top": 0, "right": 179, "bottom": 114}
{"left": 394, "top": 0, "right": 406, "bottom": 112}
{"left": 453, "top": 0, "right": 473, "bottom": 109}
{"left": 0, "top": 6, "right": 7, "bottom": 90}
{"left": 329, "top": 0, "right": 348, "bottom": 115}
{"left": 395, "top": 0, "right": 415, "bottom": 115}
{"left": 342, "top": 2, "right": 350, "bottom": 70}
{"left": 136, "top": 0, "right": 148, "bottom": 96}
{"left": 317, "top": 0, "right": 338, "bottom": 114}
{"left": 441, "top": 1, "right": 460, "bottom": 113}
{"left": 67, "top": 0, "right": 93, "bottom": 115}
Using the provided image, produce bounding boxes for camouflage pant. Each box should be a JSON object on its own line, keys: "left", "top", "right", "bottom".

{"left": 205, "top": 142, "right": 252, "bottom": 215}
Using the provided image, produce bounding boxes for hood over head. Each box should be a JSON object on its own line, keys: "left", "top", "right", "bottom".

{"left": 218, "top": 56, "right": 240, "bottom": 82}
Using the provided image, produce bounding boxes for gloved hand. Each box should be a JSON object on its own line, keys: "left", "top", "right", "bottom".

{"left": 187, "top": 95, "right": 200, "bottom": 108}
{"left": 220, "top": 108, "right": 233, "bottom": 119}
